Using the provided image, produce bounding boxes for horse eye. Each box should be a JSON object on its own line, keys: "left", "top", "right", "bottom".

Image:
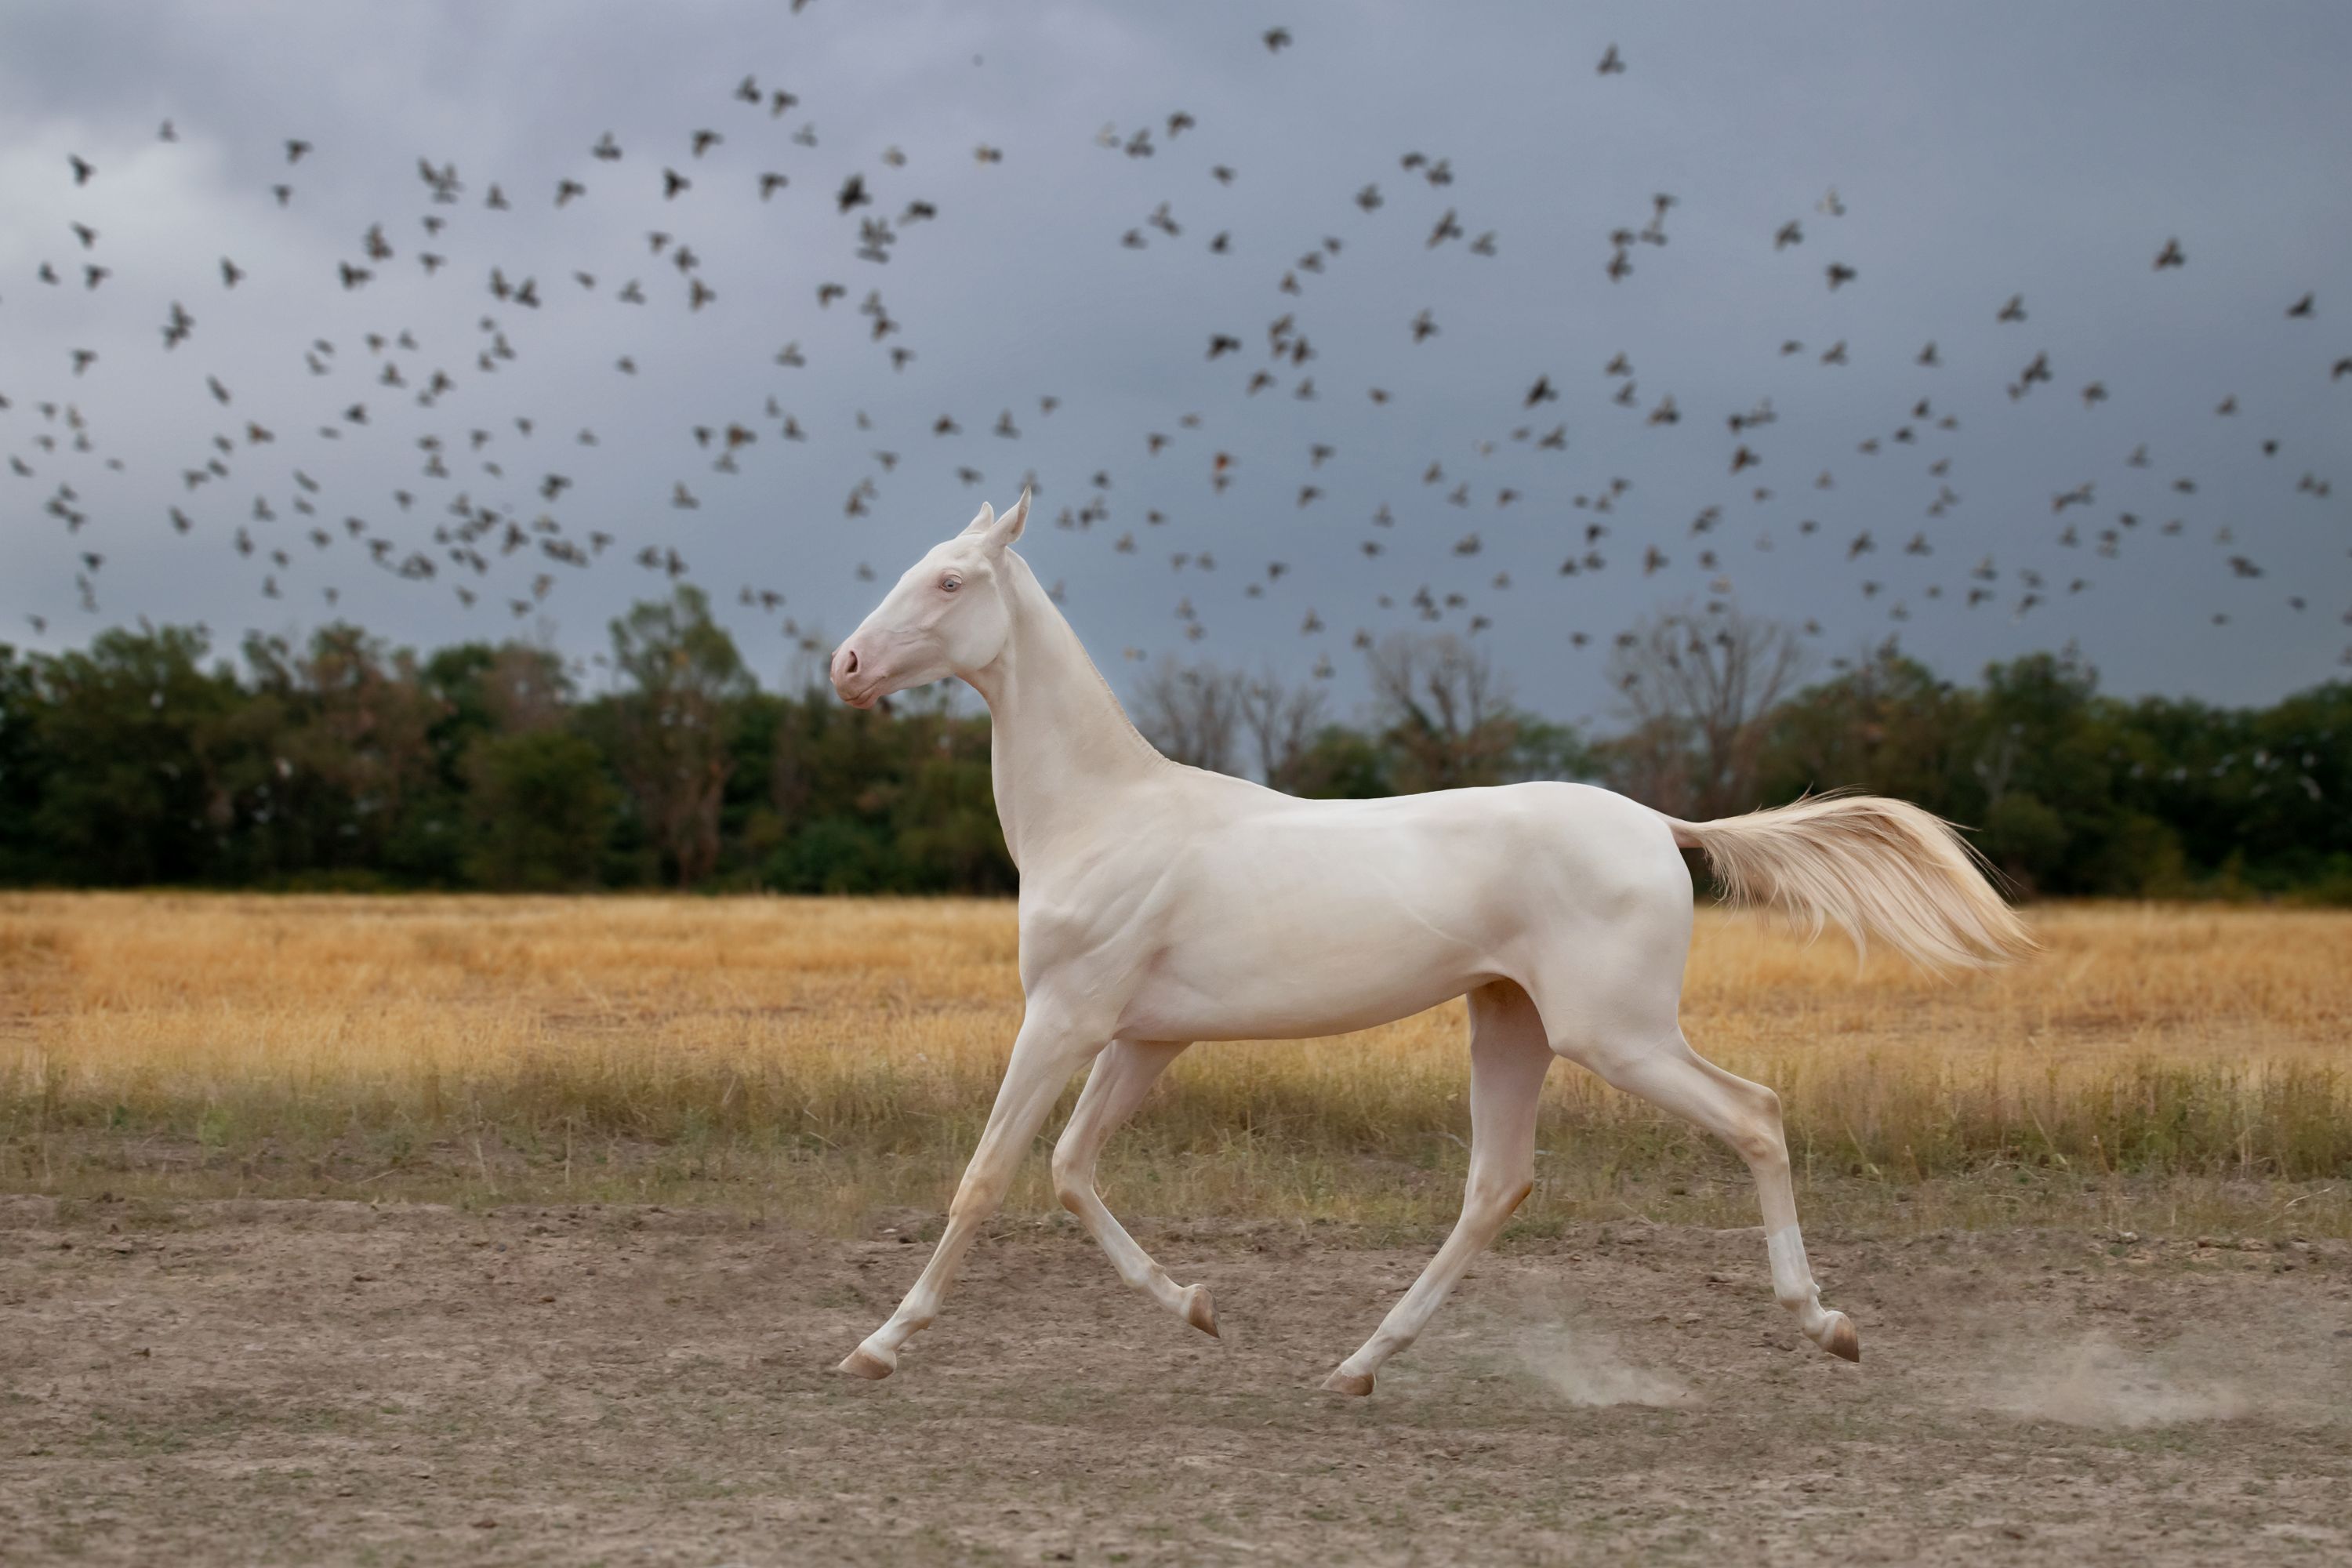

{"left": 941, "top": 574, "right": 962, "bottom": 593}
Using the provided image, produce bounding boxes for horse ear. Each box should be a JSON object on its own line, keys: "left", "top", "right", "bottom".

{"left": 961, "top": 501, "right": 996, "bottom": 536}
{"left": 985, "top": 487, "right": 1030, "bottom": 550}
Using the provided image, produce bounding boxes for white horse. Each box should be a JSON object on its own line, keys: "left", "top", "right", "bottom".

{"left": 827, "top": 490, "right": 2033, "bottom": 1394}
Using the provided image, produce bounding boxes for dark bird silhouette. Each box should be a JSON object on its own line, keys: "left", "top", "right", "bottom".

{"left": 1825, "top": 262, "right": 1857, "bottom": 289}
{"left": 68, "top": 154, "right": 95, "bottom": 185}
{"left": 2287, "top": 292, "right": 2314, "bottom": 318}
{"left": 837, "top": 172, "right": 869, "bottom": 212}
{"left": 1264, "top": 27, "right": 1292, "bottom": 52}
{"left": 2154, "top": 237, "right": 2184, "bottom": 270}
{"left": 1597, "top": 43, "right": 1624, "bottom": 74}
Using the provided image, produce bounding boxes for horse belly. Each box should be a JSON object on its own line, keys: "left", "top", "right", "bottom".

{"left": 1112, "top": 883, "right": 1504, "bottom": 1042}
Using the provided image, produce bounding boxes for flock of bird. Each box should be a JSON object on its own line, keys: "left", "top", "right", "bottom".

{"left": 4, "top": 19, "right": 2345, "bottom": 699}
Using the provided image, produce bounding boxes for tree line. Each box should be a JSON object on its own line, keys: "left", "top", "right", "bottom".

{"left": 0, "top": 589, "right": 2341, "bottom": 899}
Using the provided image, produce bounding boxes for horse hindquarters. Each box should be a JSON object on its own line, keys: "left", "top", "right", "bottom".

{"left": 1506, "top": 829, "right": 1860, "bottom": 1363}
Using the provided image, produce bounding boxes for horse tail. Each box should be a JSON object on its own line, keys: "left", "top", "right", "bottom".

{"left": 1661, "top": 793, "right": 2036, "bottom": 974}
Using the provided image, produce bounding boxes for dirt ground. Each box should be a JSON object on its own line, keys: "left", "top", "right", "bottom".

{"left": 3, "top": 1196, "right": 2347, "bottom": 1566}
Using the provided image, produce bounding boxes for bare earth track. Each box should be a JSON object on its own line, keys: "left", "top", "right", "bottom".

{"left": 4, "top": 1196, "right": 2347, "bottom": 1565}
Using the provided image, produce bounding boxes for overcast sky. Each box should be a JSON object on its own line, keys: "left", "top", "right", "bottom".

{"left": 2, "top": 1, "right": 2346, "bottom": 729}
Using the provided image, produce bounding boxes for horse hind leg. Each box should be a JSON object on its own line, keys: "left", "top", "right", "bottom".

{"left": 1323, "top": 981, "right": 1552, "bottom": 1396}
{"left": 1049, "top": 1038, "right": 1217, "bottom": 1337}
{"left": 1570, "top": 1027, "right": 1859, "bottom": 1362}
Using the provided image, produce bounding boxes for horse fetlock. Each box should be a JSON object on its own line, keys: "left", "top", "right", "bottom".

{"left": 1777, "top": 1283, "right": 1824, "bottom": 1317}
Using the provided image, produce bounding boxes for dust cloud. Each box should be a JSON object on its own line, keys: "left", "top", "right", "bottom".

{"left": 1509, "top": 1323, "right": 1698, "bottom": 1409}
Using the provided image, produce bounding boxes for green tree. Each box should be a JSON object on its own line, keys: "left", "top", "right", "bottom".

{"left": 26, "top": 626, "right": 245, "bottom": 884}
{"left": 463, "top": 730, "right": 616, "bottom": 889}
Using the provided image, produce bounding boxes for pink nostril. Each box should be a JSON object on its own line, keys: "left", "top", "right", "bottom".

{"left": 841, "top": 648, "right": 859, "bottom": 676}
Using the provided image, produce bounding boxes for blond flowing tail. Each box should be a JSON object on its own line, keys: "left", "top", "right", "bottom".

{"left": 1664, "top": 793, "right": 2036, "bottom": 973}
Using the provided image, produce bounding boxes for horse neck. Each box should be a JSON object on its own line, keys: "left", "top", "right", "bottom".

{"left": 964, "top": 551, "right": 1165, "bottom": 866}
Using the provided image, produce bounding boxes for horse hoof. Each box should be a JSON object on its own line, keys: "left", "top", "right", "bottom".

{"left": 1820, "top": 1312, "right": 1860, "bottom": 1363}
{"left": 1320, "top": 1367, "right": 1375, "bottom": 1398}
{"left": 837, "top": 1345, "right": 895, "bottom": 1380}
{"left": 1183, "top": 1284, "right": 1219, "bottom": 1338}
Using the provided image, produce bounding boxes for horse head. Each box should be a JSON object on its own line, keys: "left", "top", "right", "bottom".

{"left": 830, "top": 488, "right": 1031, "bottom": 708}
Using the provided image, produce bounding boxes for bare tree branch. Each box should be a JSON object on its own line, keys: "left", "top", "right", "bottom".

{"left": 1238, "top": 664, "right": 1327, "bottom": 788}
{"left": 1603, "top": 602, "right": 1805, "bottom": 818}
{"left": 1137, "top": 657, "right": 1244, "bottom": 774}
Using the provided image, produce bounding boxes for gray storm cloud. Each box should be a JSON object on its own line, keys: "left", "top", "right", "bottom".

{"left": 1, "top": 0, "right": 2345, "bottom": 725}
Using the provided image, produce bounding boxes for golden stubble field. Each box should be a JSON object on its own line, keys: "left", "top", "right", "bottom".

{"left": 2, "top": 894, "right": 2347, "bottom": 1235}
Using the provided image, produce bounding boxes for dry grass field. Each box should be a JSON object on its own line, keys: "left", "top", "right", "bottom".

{"left": 2, "top": 893, "right": 2347, "bottom": 1235}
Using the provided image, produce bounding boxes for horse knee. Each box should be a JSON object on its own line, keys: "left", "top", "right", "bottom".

{"left": 1465, "top": 1171, "right": 1534, "bottom": 1218}
{"left": 950, "top": 1170, "right": 1013, "bottom": 1222}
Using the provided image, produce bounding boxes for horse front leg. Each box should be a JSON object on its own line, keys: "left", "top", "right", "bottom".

{"left": 838, "top": 1005, "right": 1103, "bottom": 1379}
{"left": 1050, "top": 1038, "right": 1217, "bottom": 1337}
